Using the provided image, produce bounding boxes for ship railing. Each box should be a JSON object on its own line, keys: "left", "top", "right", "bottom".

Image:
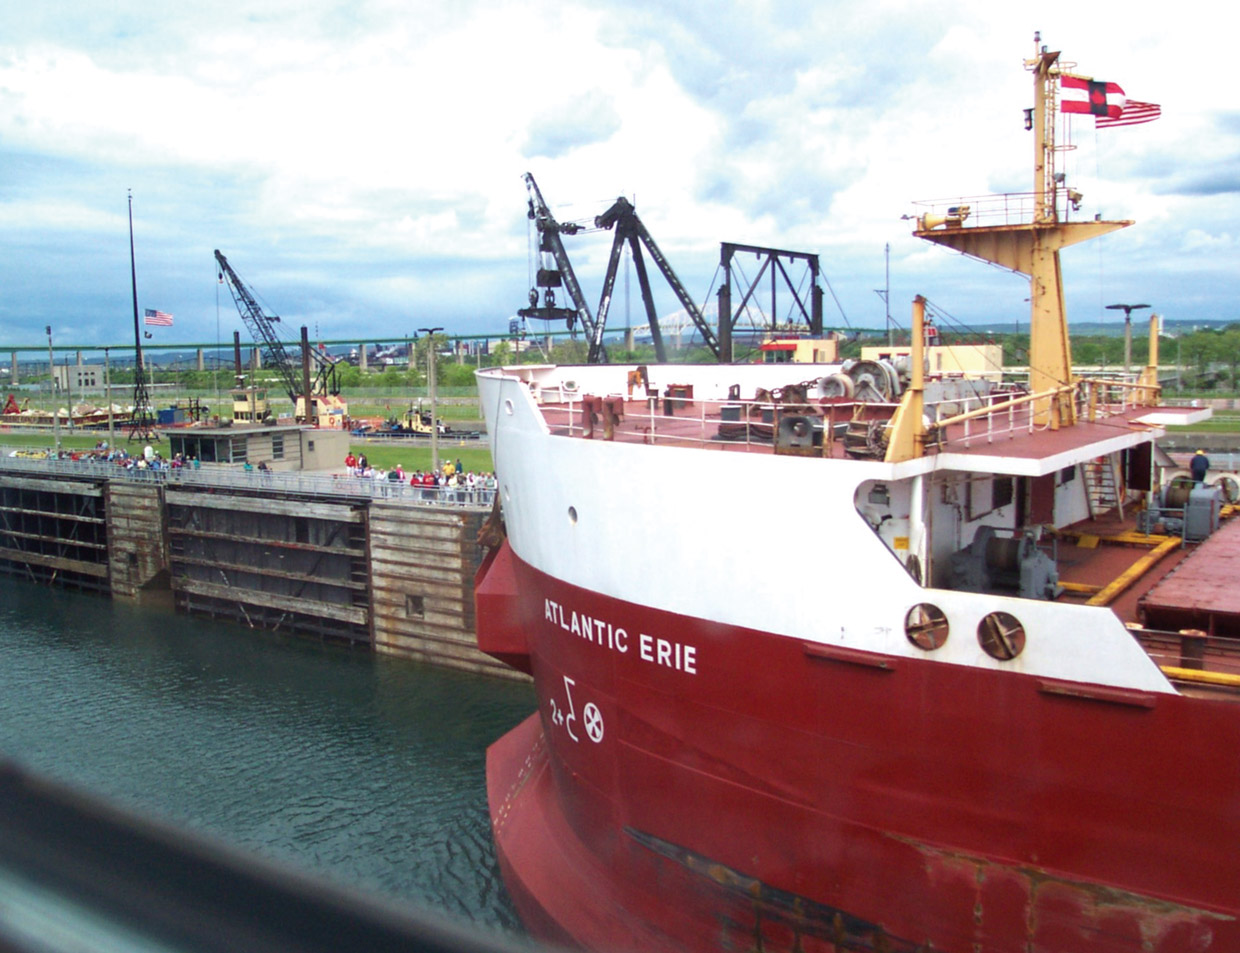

{"left": 1075, "top": 376, "right": 1160, "bottom": 419}
{"left": 932, "top": 387, "right": 1064, "bottom": 449}
{"left": 535, "top": 379, "right": 1161, "bottom": 456}
{"left": 932, "top": 377, "right": 1155, "bottom": 451}
{"left": 541, "top": 392, "right": 905, "bottom": 452}
{"left": 1131, "top": 627, "right": 1240, "bottom": 695}
{"left": 0, "top": 452, "right": 494, "bottom": 508}
{"left": 909, "top": 191, "right": 1088, "bottom": 229}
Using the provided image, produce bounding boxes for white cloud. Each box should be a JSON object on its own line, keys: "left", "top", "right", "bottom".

{"left": 0, "top": 0, "right": 1237, "bottom": 345}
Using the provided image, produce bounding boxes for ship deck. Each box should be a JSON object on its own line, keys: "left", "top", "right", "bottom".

{"left": 536, "top": 392, "right": 1197, "bottom": 471}
{"left": 534, "top": 389, "right": 1240, "bottom": 697}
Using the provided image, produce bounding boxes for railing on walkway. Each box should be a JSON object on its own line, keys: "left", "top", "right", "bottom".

{"left": 935, "top": 377, "right": 1159, "bottom": 452}
{"left": 909, "top": 191, "right": 1088, "bottom": 229}
{"left": 0, "top": 452, "right": 495, "bottom": 508}
{"left": 534, "top": 375, "right": 1162, "bottom": 457}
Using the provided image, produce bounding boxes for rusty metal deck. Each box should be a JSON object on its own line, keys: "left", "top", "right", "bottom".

{"left": 1138, "top": 517, "right": 1240, "bottom": 638}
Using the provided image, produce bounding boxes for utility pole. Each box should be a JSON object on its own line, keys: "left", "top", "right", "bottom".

{"left": 1105, "top": 303, "right": 1150, "bottom": 376}
{"left": 104, "top": 346, "right": 114, "bottom": 445}
{"left": 884, "top": 243, "right": 892, "bottom": 346}
{"left": 46, "top": 325, "right": 60, "bottom": 451}
{"left": 418, "top": 327, "right": 443, "bottom": 476}
{"left": 64, "top": 356, "right": 74, "bottom": 433}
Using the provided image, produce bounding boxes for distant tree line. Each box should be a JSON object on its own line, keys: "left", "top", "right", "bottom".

{"left": 16, "top": 324, "right": 1240, "bottom": 395}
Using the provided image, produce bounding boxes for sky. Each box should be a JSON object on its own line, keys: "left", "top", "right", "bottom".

{"left": 1, "top": 0, "right": 1236, "bottom": 355}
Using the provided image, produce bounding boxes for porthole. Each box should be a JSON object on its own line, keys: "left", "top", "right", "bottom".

{"left": 977, "top": 611, "right": 1026, "bottom": 661}
{"left": 504, "top": 398, "right": 515, "bottom": 415}
{"left": 905, "top": 603, "right": 949, "bottom": 651}
{"left": 568, "top": 506, "right": 578, "bottom": 525}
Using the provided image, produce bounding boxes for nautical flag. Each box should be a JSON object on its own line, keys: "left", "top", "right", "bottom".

{"left": 1097, "top": 100, "right": 1162, "bottom": 128}
{"left": 144, "top": 309, "right": 173, "bottom": 326}
{"left": 1059, "top": 75, "right": 1124, "bottom": 120}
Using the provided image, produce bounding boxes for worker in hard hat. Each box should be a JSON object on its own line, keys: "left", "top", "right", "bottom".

{"left": 1190, "top": 449, "right": 1210, "bottom": 485}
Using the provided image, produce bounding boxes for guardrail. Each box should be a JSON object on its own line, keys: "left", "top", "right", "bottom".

{"left": 533, "top": 376, "right": 1160, "bottom": 457}
{"left": 909, "top": 191, "right": 1087, "bottom": 229}
{"left": 0, "top": 452, "right": 495, "bottom": 508}
{"left": 937, "top": 378, "right": 1158, "bottom": 451}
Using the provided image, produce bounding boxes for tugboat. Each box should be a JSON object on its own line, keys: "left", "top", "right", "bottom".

{"left": 473, "top": 36, "right": 1238, "bottom": 953}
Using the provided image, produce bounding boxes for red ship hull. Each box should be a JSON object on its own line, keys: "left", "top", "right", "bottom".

{"left": 478, "top": 541, "right": 1240, "bottom": 953}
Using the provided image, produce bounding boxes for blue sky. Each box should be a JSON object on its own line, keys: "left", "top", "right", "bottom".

{"left": 1, "top": 1, "right": 1235, "bottom": 352}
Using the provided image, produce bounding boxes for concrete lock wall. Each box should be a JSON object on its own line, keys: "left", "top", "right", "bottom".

{"left": 0, "top": 466, "right": 521, "bottom": 680}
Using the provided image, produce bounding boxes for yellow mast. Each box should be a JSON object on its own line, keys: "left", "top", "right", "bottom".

{"left": 883, "top": 296, "right": 926, "bottom": 463}
{"left": 1138, "top": 313, "right": 1162, "bottom": 405}
{"left": 914, "top": 33, "right": 1132, "bottom": 428}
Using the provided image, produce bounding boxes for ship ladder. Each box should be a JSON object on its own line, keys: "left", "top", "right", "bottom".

{"left": 1087, "top": 456, "right": 1124, "bottom": 521}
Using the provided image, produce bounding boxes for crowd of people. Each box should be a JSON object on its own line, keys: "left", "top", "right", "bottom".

{"left": 9, "top": 441, "right": 200, "bottom": 471}
{"left": 343, "top": 451, "right": 496, "bottom": 500}
{"left": 5, "top": 441, "right": 493, "bottom": 504}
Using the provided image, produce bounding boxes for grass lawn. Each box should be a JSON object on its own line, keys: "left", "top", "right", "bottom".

{"left": 1165, "top": 414, "right": 1240, "bottom": 434}
{"left": 346, "top": 441, "right": 494, "bottom": 474}
{"left": 345, "top": 399, "right": 483, "bottom": 424}
{"left": 0, "top": 432, "right": 104, "bottom": 451}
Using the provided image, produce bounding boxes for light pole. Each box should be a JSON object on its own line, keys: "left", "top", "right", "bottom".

{"left": 418, "top": 327, "right": 443, "bottom": 476}
{"left": 46, "top": 325, "right": 60, "bottom": 451}
{"left": 1105, "top": 303, "right": 1150, "bottom": 376}
{"left": 104, "top": 346, "right": 114, "bottom": 445}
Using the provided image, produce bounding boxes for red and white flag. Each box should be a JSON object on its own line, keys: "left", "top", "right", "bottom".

{"left": 144, "top": 309, "right": 173, "bottom": 326}
{"left": 1060, "top": 75, "right": 1124, "bottom": 120}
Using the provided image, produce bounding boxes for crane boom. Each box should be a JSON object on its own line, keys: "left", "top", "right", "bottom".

{"left": 594, "top": 196, "right": 717, "bottom": 361}
{"left": 517, "top": 174, "right": 607, "bottom": 362}
{"left": 214, "top": 249, "right": 339, "bottom": 407}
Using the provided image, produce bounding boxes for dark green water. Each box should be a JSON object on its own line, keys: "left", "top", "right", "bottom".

{"left": 0, "top": 577, "right": 536, "bottom": 937}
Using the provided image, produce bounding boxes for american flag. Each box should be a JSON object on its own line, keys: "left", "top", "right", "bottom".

{"left": 144, "top": 309, "right": 173, "bottom": 326}
{"left": 1097, "top": 100, "right": 1162, "bottom": 128}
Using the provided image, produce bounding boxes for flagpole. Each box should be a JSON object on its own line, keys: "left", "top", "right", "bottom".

{"left": 127, "top": 190, "right": 156, "bottom": 442}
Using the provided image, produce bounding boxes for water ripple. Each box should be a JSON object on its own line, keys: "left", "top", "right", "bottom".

{"left": 0, "top": 577, "right": 536, "bottom": 936}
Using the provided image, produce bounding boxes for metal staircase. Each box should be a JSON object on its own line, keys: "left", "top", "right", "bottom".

{"left": 1087, "top": 456, "right": 1124, "bottom": 520}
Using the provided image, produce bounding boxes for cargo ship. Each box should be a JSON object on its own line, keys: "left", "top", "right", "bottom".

{"left": 473, "top": 38, "right": 1240, "bottom": 953}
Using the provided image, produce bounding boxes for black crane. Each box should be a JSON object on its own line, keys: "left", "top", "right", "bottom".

{"left": 593, "top": 196, "right": 717, "bottom": 363}
{"left": 214, "top": 249, "right": 342, "bottom": 417}
{"left": 518, "top": 177, "right": 731, "bottom": 363}
{"left": 517, "top": 173, "right": 606, "bottom": 362}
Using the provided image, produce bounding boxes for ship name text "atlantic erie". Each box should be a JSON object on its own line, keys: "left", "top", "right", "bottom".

{"left": 544, "top": 597, "right": 697, "bottom": 674}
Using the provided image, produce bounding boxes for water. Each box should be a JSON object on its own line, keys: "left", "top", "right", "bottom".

{"left": 0, "top": 576, "right": 536, "bottom": 937}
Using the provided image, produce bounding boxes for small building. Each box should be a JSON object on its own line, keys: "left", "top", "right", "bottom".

{"left": 232, "top": 387, "right": 271, "bottom": 424}
{"left": 860, "top": 342, "right": 1004, "bottom": 381}
{"left": 759, "top": 336, "right": 840, "bottom": 364}
{"left": 165, "top": 424, "right": 350, "bottom": 471}
{"left": 52, "top": 364, "right": 103, "bottom": 391}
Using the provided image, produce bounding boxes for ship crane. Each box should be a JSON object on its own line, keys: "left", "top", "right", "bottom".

{"left": 214, "top": 249, "right": 344, "bottom": 426}
{"left": 518, "top": 174, "right": 606, "bottom": 362}
{"left": 592, "top": 196, "right": 717, "bottom": 364}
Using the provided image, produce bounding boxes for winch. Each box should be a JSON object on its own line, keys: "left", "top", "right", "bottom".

{"left": 950, "top": 525, "right": 1063, "bottom": 601}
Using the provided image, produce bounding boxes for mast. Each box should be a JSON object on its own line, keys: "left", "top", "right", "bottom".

{"left": 1032, "top": 36, "right": 1059, "bottom": 225}
{"left": 913, "top": 33, "right": 1132, "bottom": 428}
